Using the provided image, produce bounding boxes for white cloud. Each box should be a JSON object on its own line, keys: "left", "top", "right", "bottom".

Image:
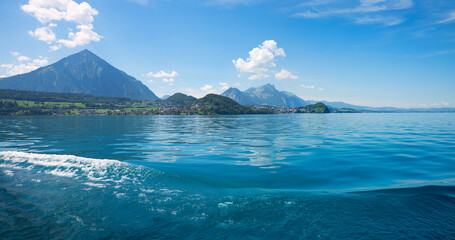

{"left": 219, "top": 82, "right": 229, "bottom": 90}
{"left": 17, "top": 56, "right": 31, "bottom": 62}
{"left": 318, "top": 87, "right": 324, "bottom": 91}
{"left": 201, "top": 84, "right": 215, "bottom": 93}
{"left": 146, "top": 70, "right": 179, "bottom": 78}
{"left": 294, "top": 0, "right": 413, "bottom": 26}
{"left": 441, "top": 101, "right": 449, "bottom": 106}
{"left": 21, "top": 0, "right": 101, "bottom": 50}
{"left": 58, "top": 24, "right": 102, "bottom": 48}
{"left": 438, "top": 10, "right": 455, "bottom": 24}
{"left": 1, "top": 64, "right": 13, "bottom": 69}
{"left": 162, "top": 78, "right": 175, "bottom": 86}
{"left": 301, "top": 84, "right": 315, "bottom": 89}
{"left": 0, "top": 52, "right": 48, "bottom": 76}
{"left": 275, "top": 69, "right": 298, "bottom": 80}
{"left": 50, "top": 45, "right": 61, "bottom": 51}
{"left": 28, "top": 24, "right": 57, "bottom": 43}
{"left": 233, "top": 40, "right": 286, "bottom": 80}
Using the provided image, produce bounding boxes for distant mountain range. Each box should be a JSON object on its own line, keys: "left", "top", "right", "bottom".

{"left": 221, "top": 84, "right": 455, "bottom": 112}
{"left": 0, "top": 50, "right": 452, "bottom": 112}
{"left": 0, "top": 50, "right": 158, "bottom": 100}
{"left": 221, "top": 84, "right": 311, "bottom": 108}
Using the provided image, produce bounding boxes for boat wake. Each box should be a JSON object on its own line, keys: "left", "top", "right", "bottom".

{"left": 1, "top": 151, "right": 455, "bottom": 239}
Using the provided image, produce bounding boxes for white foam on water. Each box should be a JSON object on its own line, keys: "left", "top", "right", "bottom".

{"left": 46, "top": 169, "right": 77, "bottom": 178}
{"left": 3, "top": 169, "right": 14, "bottom": 176}
{"left": 0, "top": 151, "right": 134, "bottom": 186}
{"left": 218, "top": 202, "right": 233, "bottom": 208}
{"left": 0, "top": 151, "right": 188, "bottom": 210}
{"left": 141, "top": 188, "right": 156, "bottom": 193}
{"left": 84, "top": 182, "right": 106, "bottom": 188}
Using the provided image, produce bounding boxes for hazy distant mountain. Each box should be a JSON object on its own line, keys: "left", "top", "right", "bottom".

{"left": 221, "top": 84, "right": 310, "bottom": 108}
{"left": 306, "top": 100, "right": 403, "bottom": 111}
{"left": 0, "top": 49, "right": 158, "bottom": 100}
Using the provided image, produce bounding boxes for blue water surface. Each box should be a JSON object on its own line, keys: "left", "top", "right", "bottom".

{"left": 1, "top": 113, "right": 455, "bottom": 239}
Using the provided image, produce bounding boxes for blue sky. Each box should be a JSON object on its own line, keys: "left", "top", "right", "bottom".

{"left": 0, "top": 0, "right": 454, "bottom": 107}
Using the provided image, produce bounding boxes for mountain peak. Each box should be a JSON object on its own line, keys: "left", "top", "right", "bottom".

{"left": 66, "top": 49, "right": 102, "bottom": 61}
{"left": 221, "top": 84, "right": 310, "bottom": 108}
{"left": 79, "top": 49, "right": 96, "bottom": 55}
{"left": 259, "top": 84, "right": 277, "bottom": 92}
{"left": 0, "top": 50, "right": 158, "bottom": 100}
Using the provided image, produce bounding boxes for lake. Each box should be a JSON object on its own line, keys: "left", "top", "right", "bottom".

{"left": 1, "top": 113, "right": 455, "bottom": 239}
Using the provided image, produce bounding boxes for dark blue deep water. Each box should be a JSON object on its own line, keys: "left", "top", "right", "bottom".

{"left": 1, "top": 113, "right": 455, "bottom": 239}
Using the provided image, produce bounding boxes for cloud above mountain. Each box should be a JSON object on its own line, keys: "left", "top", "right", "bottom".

{"left": 21, "top": 0, "right": 102, "bottom": 51}
{"left": 146, "top": 70, "right": 179, "bottom": 78}
{"left": 233, "top": 40, "right": 286, "bottom": 80}
{"left": 275, "top": 69, "right": 298, "bottom": 80}
{"left": 144, "top": 70, "right": 179, "bottom": 86}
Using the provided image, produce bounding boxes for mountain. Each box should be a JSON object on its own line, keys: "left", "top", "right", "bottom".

{"left": 296, "top": 102, "right": 330, "bottom": 113}
{"left": 161, "top": 95, "right": 171, "bottom": 100}
{"left": 0, "top": 49, "right": 158, "bottom": 100}
{"left": 221, "top": 84, "right": 310, "bottom": 108}
{"left": 190, "top": 94, "right": 254, "bottom": 115}
{"left": 306, "top": 100, "right": 403, "bottom": 111}
{"left": 165, "top": 93, "right": 197, "bottom": 106}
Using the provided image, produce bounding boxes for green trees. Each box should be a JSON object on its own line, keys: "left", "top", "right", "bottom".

{"left": 190, "top": 94, "right": 254, "bottom": 115}
{"left": 296, "top": 102, "right": 330, "bottom": 113}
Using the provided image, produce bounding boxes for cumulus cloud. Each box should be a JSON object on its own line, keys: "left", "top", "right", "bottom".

{"left": 275, "top": 69, "right": 298, "bottom": 80}
{"left": 17, "top": 56, "right": 31, "bottom": 62}
{"left": 21, "top": 0, "right": 102, "bottom": 50}
{"left": 233, "top": 40, "right": 286, "bottom": 80}
{"left": 28, "top": 24, "right": 57, "bottom": 43}
{"left": 162, "top": 78, "right": 175, "bottom": 83}
{"left": 294, "top": 0, "right": 413, "bottom": 26}
{"left": 144, "top": 70, "right": 179, "bottom": 86}
{"left": 201, "top": 85, "right": 215, "bottom": 93}
{"left": 146, "top": 70, "right": 179, "bottom": 78}
{"left": 162, "top": 78, "right": 175, "bottom": 86}
{"left": 219, "top": 82, "right": 229, "bottom": 90}
{"left": 0, "top": 52, "right": 48, "bottom": 76}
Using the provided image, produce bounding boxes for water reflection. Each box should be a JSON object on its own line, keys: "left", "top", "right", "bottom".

{"left": 1, "top": 114, "right": 455, "bottom": 190}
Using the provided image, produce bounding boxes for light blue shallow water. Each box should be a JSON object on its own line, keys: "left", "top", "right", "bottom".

{"left": 1, "top": 113, "right": 455, "bottom": 239}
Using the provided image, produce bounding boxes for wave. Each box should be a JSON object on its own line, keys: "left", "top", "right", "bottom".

{"left": 0, "top": 151, "right": 150, "bottom": 186}
{"left": 2, "top": 151, "right": 455, "bottom": 239}
{"left": 352, "top": 185, "right": 455, "bottom": 196}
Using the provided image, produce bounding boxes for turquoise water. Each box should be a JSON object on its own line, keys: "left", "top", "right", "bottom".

{"left": 1, "top": 114, "right": 455, "bottom": 239}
